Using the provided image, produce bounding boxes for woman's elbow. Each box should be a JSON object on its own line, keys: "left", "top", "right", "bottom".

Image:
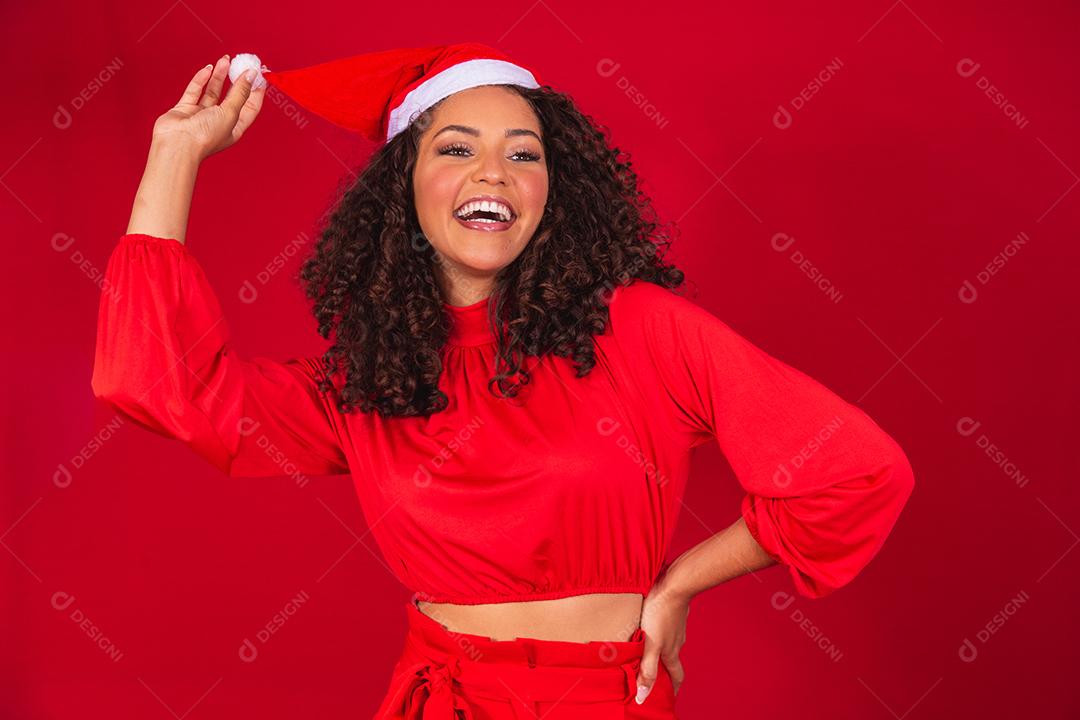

{"left": 883, "top": 441, "right": 916, "bottom": 506}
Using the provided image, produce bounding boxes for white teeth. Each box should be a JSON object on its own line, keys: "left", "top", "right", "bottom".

{"left": 454, "top": 199, "right": 513, "bottom": 222}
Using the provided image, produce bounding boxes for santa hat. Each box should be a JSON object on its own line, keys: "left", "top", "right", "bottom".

{"left": 227, "top": 42, "right": 543, "bottom": 144}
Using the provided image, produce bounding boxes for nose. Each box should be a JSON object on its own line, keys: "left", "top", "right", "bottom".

{"left": 470, "top": 148, "right": 508, "bottom": 186}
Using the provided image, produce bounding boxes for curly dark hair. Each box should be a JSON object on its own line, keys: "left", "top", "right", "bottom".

{"left": 298, "top": 83, "right": 686, "bottom": 418}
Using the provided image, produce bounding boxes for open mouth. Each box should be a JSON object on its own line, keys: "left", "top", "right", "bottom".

{"left": 453, "top": 198, "right": 517, "bottom": 232}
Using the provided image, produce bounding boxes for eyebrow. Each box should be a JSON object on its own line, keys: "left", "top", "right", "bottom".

{"left": 433, "top": 124, "right": 542, "bottom": 142}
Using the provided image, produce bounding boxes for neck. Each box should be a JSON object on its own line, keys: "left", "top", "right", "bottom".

{"left": 438, "top": 269, "right": 496, "bottom": 308}
{"left": 443, "top": 292, "right": 495, "bottom": 346}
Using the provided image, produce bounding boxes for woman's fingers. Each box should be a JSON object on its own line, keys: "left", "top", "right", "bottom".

{"left": 198, "top": 55, "right": 231, "bottom": 108}
{"left": 635, "top": 638, "right": 659, "bottom": 705}
{"left": 637, "top": 643, "right": 685, "bottom": 702}
{"left": 231, "top": 82, "right": 266, "bottom": 140}
{"left": 220, "top": 69, "right": 256, "bottom": 127}
{"left": 177, "top": 64, "right": 213, "bottom": 107}
{"left": 661, "top": 647, "right": 685, "bottom": 695}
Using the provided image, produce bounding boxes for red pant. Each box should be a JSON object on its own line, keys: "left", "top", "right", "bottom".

{"left": 374, "top": 595, "right": 678, "bottom": 718}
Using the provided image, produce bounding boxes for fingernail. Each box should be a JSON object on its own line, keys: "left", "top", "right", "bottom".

{"left": 635, "top": 684, "right": 650, "bottom": 704}
{"left": 243, "top": 69, "right": 256, "bottom": 82}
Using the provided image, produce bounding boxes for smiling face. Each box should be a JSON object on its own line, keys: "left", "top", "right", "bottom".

{"left": 412, "top": 85, "right": 549, "bottom": 306}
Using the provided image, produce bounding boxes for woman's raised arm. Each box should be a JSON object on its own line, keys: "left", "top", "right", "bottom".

{"left": 127, "top": 55, "right": 264, "bottom": 242}
{"left": 91, "top": 57, "right": 351, "bottom": 479}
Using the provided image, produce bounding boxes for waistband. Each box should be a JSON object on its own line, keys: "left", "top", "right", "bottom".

{"left": 376, "top": 593, "right": 646, "bottom": 718}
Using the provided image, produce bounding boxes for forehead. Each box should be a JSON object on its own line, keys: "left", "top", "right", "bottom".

{"left": 425, "top": 85, "right": 541, "bottom": 133}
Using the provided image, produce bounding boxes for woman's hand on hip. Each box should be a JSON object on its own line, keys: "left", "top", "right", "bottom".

{"left": 635, "top": 581, "right": 690, "bottom": 704}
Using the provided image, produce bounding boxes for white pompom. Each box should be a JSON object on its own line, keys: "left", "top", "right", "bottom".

{"left": 228, "top": 53, "right": 268, "bottom": 90}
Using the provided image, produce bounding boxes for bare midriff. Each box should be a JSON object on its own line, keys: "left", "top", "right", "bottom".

{"left": 416, "top": 592, "right": 645, "bottom": 643}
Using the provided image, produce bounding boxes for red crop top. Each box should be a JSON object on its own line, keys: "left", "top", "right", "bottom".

{"left": 91, "top": 233, "right": 915, "bottom": 603}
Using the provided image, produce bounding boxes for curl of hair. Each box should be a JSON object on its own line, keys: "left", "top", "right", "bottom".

{"left": 299, "top": 83, "right": 686, "bottom": 418}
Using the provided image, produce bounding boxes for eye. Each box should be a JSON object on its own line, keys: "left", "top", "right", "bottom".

{"left": 436, "top": 143, "right": 542, "bottom": 162}
{"left": 437, "top": 142, "right": 472, "bottom": 157}
{"left": 511, "top": 149, "right": 542, "bottom": 162}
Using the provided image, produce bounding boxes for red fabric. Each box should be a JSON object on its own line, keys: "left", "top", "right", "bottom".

{"left": 89, "top": 234, "right": 349, "bottom": 478}
{"left": 260, "top": 42, "right": 543, "bottom": 142}
{"left": 90, "top": 233, "right": 915, "bottom": 603}
{"left": 374, "top": 595, "right": 676, "bottom": 718}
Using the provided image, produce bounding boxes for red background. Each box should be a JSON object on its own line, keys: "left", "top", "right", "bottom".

{"left": 4, "top": 1, "right": 1078, "bottom": 718}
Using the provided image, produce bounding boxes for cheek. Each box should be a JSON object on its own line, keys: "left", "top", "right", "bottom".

{"left": 519, "top": 170, "right": 549, "bottom": 218}
{"left": 414, "top": 164, "right": 461, "bottom": 222}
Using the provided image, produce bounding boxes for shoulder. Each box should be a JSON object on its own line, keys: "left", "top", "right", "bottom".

{"left": 606, "top": 279, "right": 722, "bottom": 338}
{"left": 608, "top": 278, "right": 689, "bottom": 317}
{"left": 604, "top": 279, "right": 758, "bottom": 368}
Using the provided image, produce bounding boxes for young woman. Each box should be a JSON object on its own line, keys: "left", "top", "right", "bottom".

{"left": 91, "top": 45, "right": 915, "bottom": 719}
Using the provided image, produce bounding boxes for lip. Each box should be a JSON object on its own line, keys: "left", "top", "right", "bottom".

{"left": 453, "top": 194, "right": 518, "bottom": 220}
{"left": 454, "top": 214, "right": 517, "bottom": 233}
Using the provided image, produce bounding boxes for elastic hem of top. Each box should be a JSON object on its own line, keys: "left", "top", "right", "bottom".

{"left": 741, "top": 495, "right": 784, "bottom": 565}
{"left": 119, "top": 232, "right": 190, "bottom": 253}
{"left": 414, "top": 584, "right": 651, "bottom": 605}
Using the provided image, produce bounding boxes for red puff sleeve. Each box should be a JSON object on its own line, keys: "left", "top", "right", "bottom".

{"left": 609, "top": 280, "right": 915, "bottom": 599}
{"left": 90, "top": 233, "right": 351, "bottom": 478}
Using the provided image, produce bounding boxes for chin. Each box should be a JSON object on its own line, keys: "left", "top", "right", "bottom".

{"left": 454, "top": 250, "right": 516, "bottom": 274}
{"left": 446, "top": 232, "right": 526, "bottom": 269}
